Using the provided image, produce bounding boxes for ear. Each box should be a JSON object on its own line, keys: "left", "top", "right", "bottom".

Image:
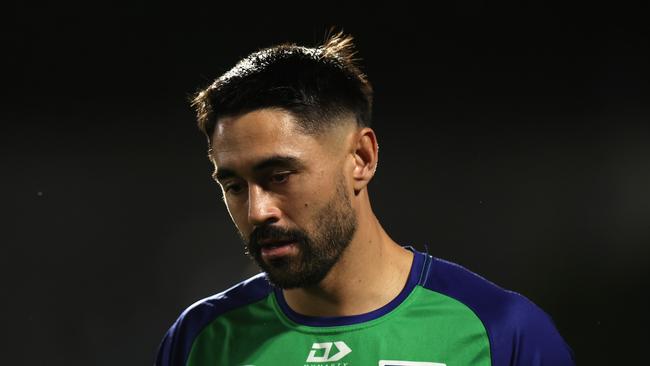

{"left": 352, "top": 127, "right": 379, "bottom": 194}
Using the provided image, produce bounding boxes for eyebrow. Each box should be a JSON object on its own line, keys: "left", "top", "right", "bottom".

{"left": 213, "top": 155, "right": 306, "bottom": 182}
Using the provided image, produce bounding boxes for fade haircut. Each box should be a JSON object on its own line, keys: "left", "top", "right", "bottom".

{"left": 191, "top": 31, "right": 373, "bottom": 145}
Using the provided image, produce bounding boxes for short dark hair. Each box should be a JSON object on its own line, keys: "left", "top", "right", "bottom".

{"left": 191, "top": 31, "right": 373, "bottom": 144}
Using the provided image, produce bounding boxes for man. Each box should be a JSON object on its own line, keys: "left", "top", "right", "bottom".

{"left": 156, "top": 32, "right": 575, "bottom": 366}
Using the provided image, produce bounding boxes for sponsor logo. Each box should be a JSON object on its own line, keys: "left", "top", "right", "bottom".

{"left": 378, "top": 361, "right": 446, "bottom": 366}
{"left": 306, "top": 341, "right": 352, "bottom": 363}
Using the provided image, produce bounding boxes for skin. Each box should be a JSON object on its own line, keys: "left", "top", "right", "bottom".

{"left": 210, "top": 108, "right": 413, "bottom": 317}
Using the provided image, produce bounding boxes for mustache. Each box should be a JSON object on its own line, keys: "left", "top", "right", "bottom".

{"left": 248, "top": 225, "right": 308, "bottom": 250}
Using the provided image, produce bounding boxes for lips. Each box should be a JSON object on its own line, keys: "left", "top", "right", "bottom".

{"left": 259, "top": 239, "right": 294, "bottom": 247}
{"left": 259, "top": 240, "right": 297, "bottom": 259}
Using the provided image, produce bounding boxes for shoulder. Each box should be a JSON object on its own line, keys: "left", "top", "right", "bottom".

{"left": 420, "top": 255, "right": 575, "bottom": 366}
{"left": 155, "top": 273, "right": 273, "bottom": 366}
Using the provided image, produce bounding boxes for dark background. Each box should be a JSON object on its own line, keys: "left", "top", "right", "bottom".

{"left": 3, "top": 1, "right": 649, "bottom": 365}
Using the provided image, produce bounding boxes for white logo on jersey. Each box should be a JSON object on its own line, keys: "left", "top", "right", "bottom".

{"left": 306, "top": 341, "right": 352, "bottom": 362}
{"left": 378, "top": 361, "right": 446, "bottom": 366}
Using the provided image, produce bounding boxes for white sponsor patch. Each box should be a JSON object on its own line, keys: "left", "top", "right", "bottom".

{"left": 306, "top": 341, "right": 352, "bottom": 362}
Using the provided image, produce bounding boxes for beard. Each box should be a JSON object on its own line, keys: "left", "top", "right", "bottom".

{"left": 242, "top": 178, "right": 357, "bottom": 289}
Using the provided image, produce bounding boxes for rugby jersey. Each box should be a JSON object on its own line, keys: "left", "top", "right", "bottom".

{"left": 156, "top": 248, "right": 575, "bottom": 365}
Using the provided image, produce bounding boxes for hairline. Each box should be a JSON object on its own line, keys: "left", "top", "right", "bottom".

{"left": 208, "top": 107, "right": 360, "bottom": 147}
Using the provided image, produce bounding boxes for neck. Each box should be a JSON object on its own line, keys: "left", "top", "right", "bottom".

{"left": 282, "top": 200, "right": 413, "bottom": 317}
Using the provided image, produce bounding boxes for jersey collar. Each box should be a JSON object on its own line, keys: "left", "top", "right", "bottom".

{"left": 273, "top": 246, "right": 427, "bottom": 327}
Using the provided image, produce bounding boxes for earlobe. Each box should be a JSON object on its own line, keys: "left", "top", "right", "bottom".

{"left": 352, "top": 128, "right": 378, "bottom": 193}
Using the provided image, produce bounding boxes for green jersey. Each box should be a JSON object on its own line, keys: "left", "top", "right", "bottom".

{"left": 156, "top": 248, "right": 574, "bottom": 365}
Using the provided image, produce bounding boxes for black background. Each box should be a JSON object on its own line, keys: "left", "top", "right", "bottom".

{"left": 3, "top": 1, "right": 649, "bottom": 365}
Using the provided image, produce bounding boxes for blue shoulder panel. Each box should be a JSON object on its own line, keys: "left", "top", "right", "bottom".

{"left": 155, "top": 273, "right": 272, "bottom": 366}
{"left": 420, "top": 254, "right": 575, "bottom": 366}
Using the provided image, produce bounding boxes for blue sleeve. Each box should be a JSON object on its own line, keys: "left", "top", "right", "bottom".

{"left": 155, "top": 318, "right": 181, "bottom": 366}
{"left": 423, "top": 256, "right": 575, "bottom": 366}
{"left": 154, "top": 301, "right": 220, "bottom": 366}
{"left": 154, "top": 274, "right": 272, "bottom": 366}
{"left": 504, "top": 294, "right": 575, "bottom": 365}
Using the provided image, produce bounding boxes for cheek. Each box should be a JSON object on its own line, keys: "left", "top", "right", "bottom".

{"left": 286, "top": 193, "right": 328, "bottom": 231}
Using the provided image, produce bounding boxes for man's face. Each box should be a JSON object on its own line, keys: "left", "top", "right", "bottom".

{"left": 210, "top": 109, "right": 358, "bottom": 289}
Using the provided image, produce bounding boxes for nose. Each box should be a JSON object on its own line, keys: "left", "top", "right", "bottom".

{"left": 247, "top": 184, "right": 280, "bottom": 227}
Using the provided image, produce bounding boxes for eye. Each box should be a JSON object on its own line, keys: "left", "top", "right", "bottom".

{"left": 224, "top": 183, "right": 245, "bottom": 195}
{"left": 269, "top": 172, "right": 291, "bottom": 184}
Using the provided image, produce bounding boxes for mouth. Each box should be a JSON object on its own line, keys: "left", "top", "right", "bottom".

{"left": 259, "top": 240, "right": 298, "bottom": 260}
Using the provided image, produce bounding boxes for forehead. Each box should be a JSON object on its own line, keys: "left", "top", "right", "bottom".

{"left": 210, "top": 109, "right": 322, "bottom": 170}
